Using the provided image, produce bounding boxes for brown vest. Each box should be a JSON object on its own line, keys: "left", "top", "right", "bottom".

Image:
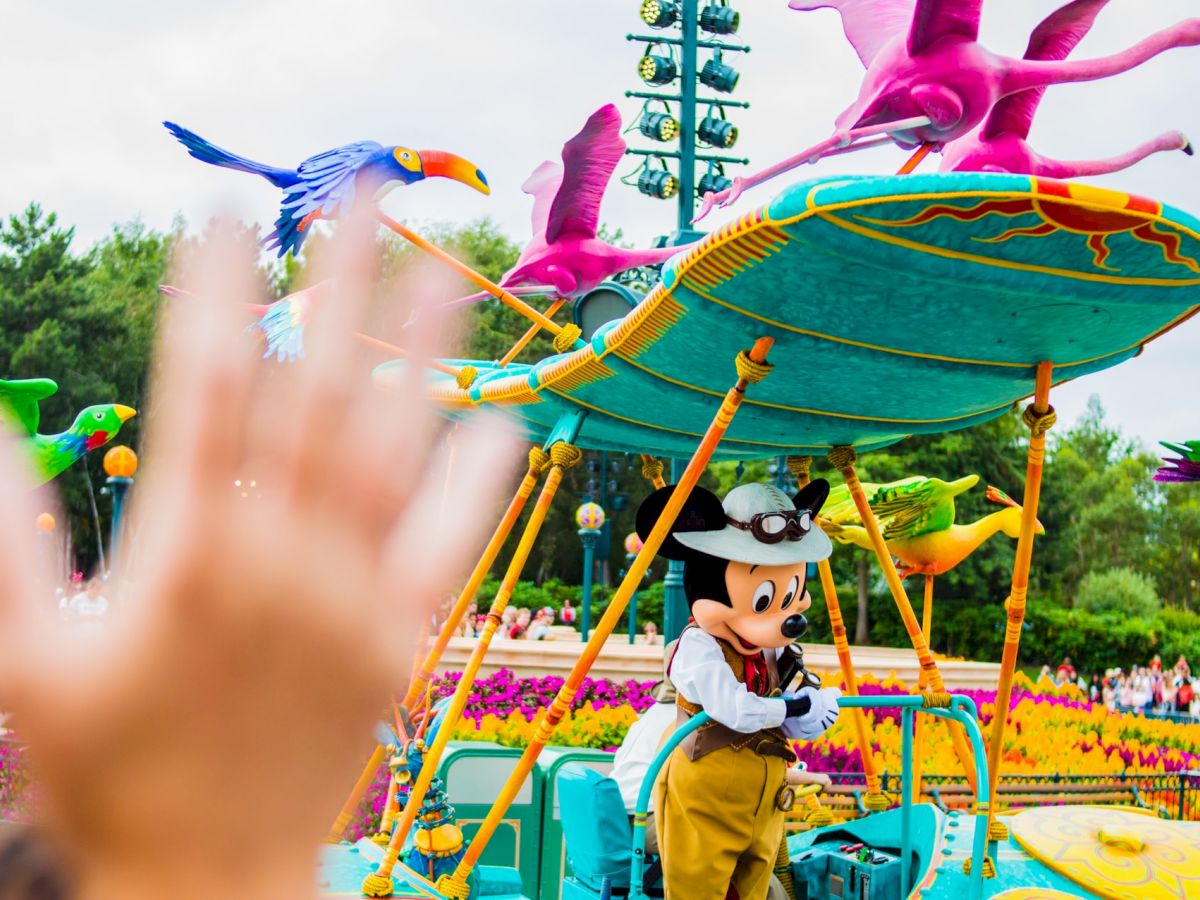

{"left": 672, "top": 625, "right": 796, "bottom": 763}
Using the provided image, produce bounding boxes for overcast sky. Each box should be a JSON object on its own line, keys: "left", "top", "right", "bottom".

{"left": 4, "top": 0, "right": 1198, "bottom": 451}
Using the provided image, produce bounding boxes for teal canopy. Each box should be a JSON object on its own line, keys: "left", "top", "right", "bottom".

{"left": 376, "top": 172, "right": 1200, "bottom": 460}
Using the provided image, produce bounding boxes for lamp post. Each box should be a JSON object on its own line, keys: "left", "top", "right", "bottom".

{"left": 576, "top": 502, "right": 607, "bottom": 641}
{"left": 624, "top": 532, "right": 645, "bottom": 644}
{"left": 103, "top": 445, "right": 138, "bottom": 566}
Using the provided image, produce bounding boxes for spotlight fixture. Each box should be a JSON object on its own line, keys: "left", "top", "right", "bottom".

{"left": 640, "top": 110, "right": 680, "bottom": 142}
{"left": 638, "top": 168, "right": 679, "bottom": 199}
{"left": 640, "top": 0, "right": 679, "bottom": 28}
{"left": 638, "top": 47, "right": 678, "bottom": 85}
{"left": 697, "top": 170, "right": 733, "bottom": 197}
{"left": 699, "top": 50, "right": 739, "bottom": 93}
{"left": 698, "top": 113, "right": 737, "bottom": 148}
{"left": 700, "top": 3, "right": 739, "bottom": 35}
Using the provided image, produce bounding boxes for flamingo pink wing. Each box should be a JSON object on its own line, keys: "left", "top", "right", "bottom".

{"left": 907, "top": 0, "right": 981, "bottom": 56}
{"left": 982, "top": 0, "right": 1110, "bottom": 140}
{"left": 521, "top": 160, "right": 564, "bottom": 239}
{"left": 789, "top": 0, "right": 915, "bottom": 68}
{"left": 545, "top": 104, "right": 626, "bottom": 244}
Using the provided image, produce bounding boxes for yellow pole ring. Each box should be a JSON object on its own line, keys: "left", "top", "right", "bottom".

{"left": 922, "top": 692, "right": 953, "bottom": 709}
{"left": 528, "top": 446, "right": 551, "bottom": 473}
{"left": 734, "top": 348, "right": 774, "bottom": 383}
{"left": 360, "top": 872, "right": 396, "bottom": 897}
{"left": 455, "top": 365, "right": 478, "bottom": 390}
{"left": 549, "top": 441, "right": 583, "bottom": 469}
{"left": 552, "top": 323, "right": 583, "bottom": 354}
{"left": 641, "top": 457, "right": 664, "bottom": 483}
{"left": 987, "top": 820, "right": 1009, "bottom": 841}
{"left": 786, "top": 455, "right": 813, "bottom": 479}
{"left": 826, "top": 445, "right": 858, "bottom": 471}
{"left": 435, "top": 874, "right": 472, "bottom": 899}
{"left": 807, "top": 806, "right": 835, "bottom": 827}
{"left": 1022, "top": 404, "right": 1057, "bottom": 436}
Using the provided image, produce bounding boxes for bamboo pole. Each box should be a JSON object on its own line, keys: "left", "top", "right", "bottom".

{"left": 424, "top": 339, "right": 777, "bottom": 899}
{"left": 639, "top": 454, "right": 666, "bottom": 489}
{"left": 326, "top": 743, "right": 387, "bottom": 842}
{"left": 362, "top": 442, "right": 580, "bottom": 896}
{"left": 787, "top": 456, "right": 884, "bottom": 808}
{"left": 911, "top": 574, "right": 935, "bottom": 803}
{"left": 984, "top": 362, "right": 1055, "bottom": 850}
{"left": 375, "top": 211, "right": 581, "bottom": 348}
{"left": 498, "top": 297, "right": 568, "bottom": 367}
{"left": 897, "top": 142, "right": 936, "bottom": 175}
{"left": 827, "top": 446, "right": 978, "bottom": 794}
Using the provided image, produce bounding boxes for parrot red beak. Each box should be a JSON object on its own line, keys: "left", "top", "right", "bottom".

{"left": 420, "top": 150, "right": 491, "bottom": 195}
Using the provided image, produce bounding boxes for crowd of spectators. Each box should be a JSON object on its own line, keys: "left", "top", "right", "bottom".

{"left": 1042, "top": 653, "right": 1197, "bottom": 719}
{"left": 449, "top": 597, "right": 664, "bottom": 644}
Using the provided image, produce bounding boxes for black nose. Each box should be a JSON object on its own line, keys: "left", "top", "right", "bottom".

{"left": 782, "top": 614, "right": 808, "bottom": 639}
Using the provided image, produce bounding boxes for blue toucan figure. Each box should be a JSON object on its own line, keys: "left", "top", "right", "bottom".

{"left": 163, "top": 122, "right": 491, "bottom": 257}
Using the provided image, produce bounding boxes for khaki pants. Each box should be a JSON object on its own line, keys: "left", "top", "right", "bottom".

{"left": 640, "top": 812, "right": 789, "bottom": 900}
{"left": 654, "top": 744, "right": 788, "bottom": 900}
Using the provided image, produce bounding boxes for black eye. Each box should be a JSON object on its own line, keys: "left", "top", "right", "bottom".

{"left": 752, "top": 580, "right": 775, "bottom": 613}
{"left": 94, "top": 411, "right": 104, "bottom": 420}
{"left": 780, "top": 575, "right": 800, "bottom": 610}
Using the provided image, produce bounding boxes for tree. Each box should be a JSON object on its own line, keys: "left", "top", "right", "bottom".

{"left": 1074, "top": 566, "right": 1160, "bottom": 619}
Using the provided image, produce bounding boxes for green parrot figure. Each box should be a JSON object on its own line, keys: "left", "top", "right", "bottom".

{"left": 0, "top": 378, "right": 136, "bottom": 486}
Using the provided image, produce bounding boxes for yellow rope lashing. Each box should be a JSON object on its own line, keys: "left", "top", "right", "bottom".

{"left": 641, "top": 456, "right": 664, "bottom": 484}
{"left": 786, "top": 455, "right": 813, "bottom": 480}
{"left": 361, "top": 873, "right": 396, "bottom": 898}
{"left": 922, "top": 692, "right": 953, "bottom": 709}
{"left": 863, "top": 791, "right": 890, "bottom": 812}
{"left": 735, "top": 348, "right": 774, "bottom": 383}
{"left": 963, "top": 856, "right": 997, "bottom": 879}
{"left": 1022, "top": 403, "right": 1057, "bottom": 437}
{"left": 549, "top": 441, "right": 583, "bottom": 469}
{"left": 552, "top": 323, "right": 582, "bottom": 354}
{"left": 774, "top": 835, "right": 797, "bottom": 899}
{"left": 806, "top": 805, "right": 834, "bottom": 827}
{"left": 455, "top": 365, "right": 478, "bottom": 390}
{"left": 435, "top": 874, "right": 472, "bottom": 899}
{"left": 988, "top": 820, "right": 1009, "bottom": 841}
{"left": 528, "top": 445, "right": 551, "bottom": 473}
{"left": 826, "top": 445, "right": 858, "bottom": 471}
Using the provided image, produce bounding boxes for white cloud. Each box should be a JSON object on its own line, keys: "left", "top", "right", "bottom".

{"left": 3, "top": 0, "right": 1198, "bottom": 448}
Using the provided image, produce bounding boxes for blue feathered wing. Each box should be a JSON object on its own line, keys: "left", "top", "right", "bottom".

{"left": 267, "top": 141, "right": 383, "bottom": 257}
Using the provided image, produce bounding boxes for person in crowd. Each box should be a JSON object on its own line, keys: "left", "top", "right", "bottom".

{"left": 560, "top": 599, "right": 576, "bottom": 626}
{"left": 1055, "top": 656, "right": 1076, "bottom": 685}
{"left": 1038, "top": 664, "right": 1052, "bottom": 683}
{"left": 1149, "top": 653, "right": 1163, "bottom": 675}
{"left": 498, "top": 606, "right": 518, "bottom": 639}
{"left": 1088, "top": 673, "right": 1100, "bottom": 703}
{"left": 508, "top": 607, "right": 531, "bottom": 640}
{"left": 1175, "top": 654, "right": 1191, "bottom": 681}
{"left": 526, "top": 609, "right": 552, "bottom": 641}
{"left": 642, "top": 620, "right": 661, "bottom": 646}
{"left": 67, "top": 577, "right": 108, "bottom": 620}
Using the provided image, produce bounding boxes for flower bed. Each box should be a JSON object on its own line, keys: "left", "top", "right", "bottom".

{"left": 343, "top": 669, "right": 1200, "bottom": 837}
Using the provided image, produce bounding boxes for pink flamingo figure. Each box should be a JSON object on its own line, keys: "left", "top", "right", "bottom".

{"left": 440, "top": 104, "right": 690, "bottom": 311}
{"left": 941, "top": 0, "right": 1193, "bottom": 177}
{"left": 695, "top": 0, "right": 1200, "bottom": 218}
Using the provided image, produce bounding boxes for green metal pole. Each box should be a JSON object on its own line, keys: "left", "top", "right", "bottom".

{"left": 662, "top": 460, "right": 689, "bottom": 642}
{"left": 626, "top": 553, "right": 639, "bottom": 645}
{"left": 579, "top": 528, "right": 600, "bottom": 641}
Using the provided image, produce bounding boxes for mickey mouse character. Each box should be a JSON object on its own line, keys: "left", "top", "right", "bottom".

{"left": 636, "top": 479, "right": 841, "bottom": 900}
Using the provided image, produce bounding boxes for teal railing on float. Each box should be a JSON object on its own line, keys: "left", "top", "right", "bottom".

{"left": 628, "top": 694, "right": 991, "bottom": 900}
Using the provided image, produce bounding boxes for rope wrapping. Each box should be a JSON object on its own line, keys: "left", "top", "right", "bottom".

{"left": 552, "top": 323, "right": 582, "bottom": 354}
{"left": 640, "top": 456, "right": 664, "bottom": 484}
{"left": 922, "top": 692, "right": 953, "bottom": 709}
{"left": 549, "top": 441, "right": 583, "bottom": 469}
{"left": 786, "top": 455, "right": 813, "bottom": 479}
{"left": 826, "top": 445, "right": 858, "bottom": 471}
{"left": 455, "top": 365, "right": 478, "bottom": 390}
{"left": 988, "top": 820, "right": 1009, "bottom": 841}
{"left": 1022, "top": 403, "right": 1057, "bottom": 437}
{"left": 864, "top": 791, "right": 890, "bottom": 812}
{"left": 435, "top": 875, "right": 471, "bottom": 899}
{"left": 528, "top": 446, "right": 551, "bottom": 473}
{"left": 735, "top": 349, "right": 774, "bottom": 383}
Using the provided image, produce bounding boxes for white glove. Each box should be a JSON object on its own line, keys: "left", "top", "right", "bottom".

{"left": 781, "top": 686, "right": 841, "bottom": 740}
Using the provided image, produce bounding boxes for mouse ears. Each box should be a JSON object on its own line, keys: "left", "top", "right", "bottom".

{"left": 793, "top": 478, "right": 829, "bottom": 517}
{"left": 635, "top": 483, "right": 726, "bottom": 562}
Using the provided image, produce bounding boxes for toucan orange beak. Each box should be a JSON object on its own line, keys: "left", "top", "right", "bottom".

{"left": 420, "top": 150, "right": 490, "bottom": 195}
{"left": 115, "top": 405, "right": 137, "bottom": 423}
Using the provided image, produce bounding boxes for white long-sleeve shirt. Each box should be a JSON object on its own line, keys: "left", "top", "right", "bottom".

{"left": 610, "top": 701, "right": 678, "bottom": 813}
{"left": 669, "top": 627, "right": 788, "bottom": 734}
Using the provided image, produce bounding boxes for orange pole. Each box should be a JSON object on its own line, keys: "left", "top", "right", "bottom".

{"left": 827, "top": 446, "right": 978, "bottom": 795}
{"left": 327, "top": 742, "right": 387, "bottom": 842}
{"left": 498, "top": 297, "right": 568, "bottom": 367}
{"left": 911, "top": 574, "right": 935, "bottom": 803}
{"left": 374, "top": 211, "right": 578, "bottom": 345}
{"left": 352, "top": 331, "right": 464, "bottom": 378}
{"left": 897, "top": 142, "right": 935, "bottom": 175}
{"left": 786, "top": 456, "right": 884, "bottom": 807}
{"left": 400, "top": 453, "right": 546, "bottom": 711}
{"left": 363, "top": 444, "right": 579, "bottom": 897}
{"left": 433, "top": 339, "right": 776, "bottom": 898}
{"left": 985, "top": 361, "right": 1054, "bottom": 844}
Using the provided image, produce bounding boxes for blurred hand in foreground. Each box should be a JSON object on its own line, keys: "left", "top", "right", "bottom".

{"left": 0, "top": 210, "right": 516, "bottom": 900}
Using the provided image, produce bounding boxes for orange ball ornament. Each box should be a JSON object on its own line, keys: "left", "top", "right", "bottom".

{"left": 35, "top": 513, "right": 56, "bottom": 533}
{"left": 103, "top": 445, "right": 138, "bottom": 478}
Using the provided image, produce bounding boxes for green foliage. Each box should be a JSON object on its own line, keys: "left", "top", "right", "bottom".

{"left": 1074, "top": 566, "right": 1160, "bottom": 619}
